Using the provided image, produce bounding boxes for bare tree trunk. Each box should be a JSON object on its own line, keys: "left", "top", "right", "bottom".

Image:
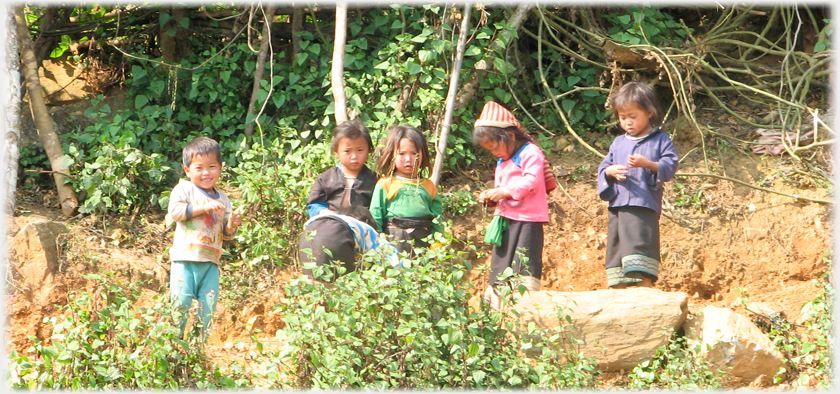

{"left": 292, "top": 6, "right": 303, "bottom": 57}
{"left": 331, "top": 2, "right": 348, "bottom": 123}
{"left": 244, "top": 3, "right": 277, "bottom": 137}
{"left": 159, "top": 5, "right": 177, "bottom": 63}
{"left": 15, "top": 6, "right": 78, "bottom": 217}
{"left": 159, "top": 6, "right": 190, "bottom": 64}
{"left": 2, "top": 4, "right": 21, "bottom": 217}
{"left": 456, "top": 4, "right": 533, "bottom": 110}
{"left": 431, "top": 3, "right": 472, "bottom": 186}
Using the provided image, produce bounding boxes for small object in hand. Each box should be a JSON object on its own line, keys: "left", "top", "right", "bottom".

{"left": 485, "top": 199, "right": 497, "bottom": 208}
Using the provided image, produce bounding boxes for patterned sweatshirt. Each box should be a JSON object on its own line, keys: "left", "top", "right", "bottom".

{"left": 168, "top": 180, "right": 235, "bottom": 265}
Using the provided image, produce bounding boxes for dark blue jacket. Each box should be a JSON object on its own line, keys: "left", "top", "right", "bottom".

{"left": 597, "top": 128, "right": 679, "bottom": 214}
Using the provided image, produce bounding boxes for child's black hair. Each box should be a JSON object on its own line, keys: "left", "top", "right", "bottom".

{"left": 337, "top": 205, "right": 379, "bottom": 232}
{"left": 609, "top": 81, "right": 663, "bottom": 127}
{"left": 182, "top": 136, "right": 222, "bottom": 168}
{"left": 331, "top": 119, "right": 374, "bottom": 151}
{"left": 375, "top": 124, "right": 431, "bottom": 177}
{"left": 472, "top": 125, "right": 531, "bottom": 147}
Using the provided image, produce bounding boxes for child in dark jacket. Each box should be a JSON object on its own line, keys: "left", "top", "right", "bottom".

{"left": 306, "top": 120, "right": 379, "bottom": 217}
{"left": 597, "top": 81, "right": 679, "bottom": 288}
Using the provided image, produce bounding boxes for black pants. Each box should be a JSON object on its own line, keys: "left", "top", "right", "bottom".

{"left": 386, "top": 216, "right": 432, "bottom": 257}
{"left": 605, "top": 206, "right": 660, "bottom": 287}
{"left": 299, "top": 216, "right": 355, "bottom": 282}
{"left": 489, "top": 220, "right": 544, "bottom": 286}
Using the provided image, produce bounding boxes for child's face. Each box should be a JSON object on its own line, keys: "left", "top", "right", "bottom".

{"left": 335, "top": 136, "right": 370, "bottom": 175}
{"left": 184, "top": 153, "right": 222, "bottom": 192}
{"left": 479, "top": 133, "right": 516, "bottom": 160}
{"left": 394, "top": 137, "right": 421, "bottom": 178}
{"left": 616, "top": 103, "right": 654, "bottom": 137}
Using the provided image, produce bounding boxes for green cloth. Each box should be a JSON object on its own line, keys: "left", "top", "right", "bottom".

{"left": 484, "top": 215, "right": 510, "bottom": 246}
{"left": 369, "top": 177, "right": 444, "bottom": 235}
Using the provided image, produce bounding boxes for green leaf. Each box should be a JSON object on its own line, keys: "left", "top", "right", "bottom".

{"left": 406, "top": 61, "right": 422, "bottom": 75}
{"left": 134, "top": 95, "right": 149, "bottom": 108}
{"left": 464, "top": 46, "right": 481, "bottom": 56}
{"left": 61, "top": 155, "right": 74, "bottom": 169}
{"left": 159, "top": 12, "right": 172, "bottom": 25}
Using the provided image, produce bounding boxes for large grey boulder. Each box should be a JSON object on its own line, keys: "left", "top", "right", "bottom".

{"left": 686, "top": 305, "right": 787, "bottom": 385}
{"left": 512, "top": 287, "right": 689, "bottom": 372}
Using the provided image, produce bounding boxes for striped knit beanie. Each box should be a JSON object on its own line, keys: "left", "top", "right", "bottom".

{"left": 474, "top": 101, "right": 557, "bottom": 193}
{"left": 474, "top": 101, "right": 523, "bottom": 131}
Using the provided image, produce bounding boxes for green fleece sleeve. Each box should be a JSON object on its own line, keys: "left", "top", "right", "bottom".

{"left": 369, "top": 183, "right": 388, "bottom": 233}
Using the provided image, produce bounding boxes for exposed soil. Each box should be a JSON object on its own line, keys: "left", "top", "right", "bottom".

{"left": 6, "top": 62, "right": 834, "bottom": 389}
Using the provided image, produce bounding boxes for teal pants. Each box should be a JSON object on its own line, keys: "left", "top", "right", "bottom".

{"left": 170, "top": 261, "right": 220, "bottom": 338}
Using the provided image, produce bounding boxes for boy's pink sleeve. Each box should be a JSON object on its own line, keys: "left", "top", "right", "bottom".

{"left": 502, "top": 149, "right": 544, "bottom": 201}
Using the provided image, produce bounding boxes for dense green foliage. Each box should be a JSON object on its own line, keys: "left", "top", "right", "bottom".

{"left": 266, "top": 243, "right": 600, "bottom": 389}
{"left": 7, "top": 273, "right": 251, "bottom": 390}
{"left": 627, "top": 335, "right": 727, "bottom": 390}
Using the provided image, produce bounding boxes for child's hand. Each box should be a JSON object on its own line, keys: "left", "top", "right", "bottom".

{"left": 198, "top": 200, "right": 226, "bottom": 216}
{"left": 606, "top": 164, "right": 629, "bottom": 181}
{"left": 479, "top": 188, "right": 510, "bottom": 204}
{"left": 226, "top": 205, "right": 244, "bottom": 234}
{"left": 627, "top": 154, "right": 652, "bottom": 170}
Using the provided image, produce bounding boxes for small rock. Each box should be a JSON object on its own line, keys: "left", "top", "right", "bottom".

{"left": 749, "top": 373, "right": 773, "bottom": 388}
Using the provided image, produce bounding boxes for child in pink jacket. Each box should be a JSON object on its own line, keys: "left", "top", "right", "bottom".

{"left": 473, "top": 101, "right": 554, "bottom": 309}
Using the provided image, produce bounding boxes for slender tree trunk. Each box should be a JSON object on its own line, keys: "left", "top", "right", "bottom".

{"left": 2, "top": 4, "right": 21, "bottom": 217}
{"left": 456, "top": 4, "right": 533, "bottom": 110}
{"left": 159, "top": 6, "right": 190, "bottom": 64}
{"left": 244, "top": 3, "right": 277, "bottom": 137}
{"left": 331, "top": 2, "right": 348, "bottom": 123}
{"left": 15, "top": 6, "right": 78, "bottom": 217}
{"left": 159, "top": 5, "right": 177, "bottom": 63}
{"left": 431, "top": 3, "right": 472, "bottom": 186}
{"left": 292, "top": 6, "right": 303, "bottom": 57}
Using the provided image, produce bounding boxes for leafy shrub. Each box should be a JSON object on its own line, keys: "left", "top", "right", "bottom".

{"left": 6, "top": 272, "right": 250, "bottom": 390}
{"left": 627, "top": 333, "right": 727, "bottom": 390}
{"left": 66, "top": 142, "right": 175, "bottom": 214}
{"left": 767, "top": 275, "right": 834, "bottom": 388}
{"left": 217, "top": 136, "right": 334, "bottom": 308}
{"left": 232, "top": 136, "right": 333, "bottom": 269}
{"left": 441, "top": 189, "right": 479, "bottom": 218}
{"left": 266, "top": 242, "right": 599, "bottom": 389}
{"left": 603, "top": 5, "right": 691, "bottom": 47}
